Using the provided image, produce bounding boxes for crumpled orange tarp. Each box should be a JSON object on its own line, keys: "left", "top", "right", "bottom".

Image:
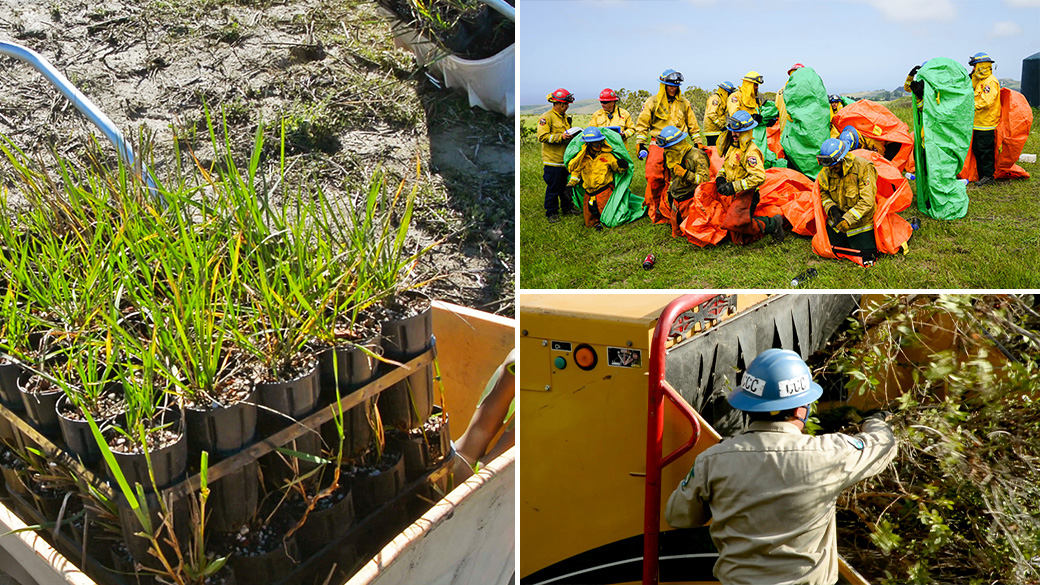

{"left": 958, "top": 87, "right": 1033, "bottom": 181}
{"left": 811, "top": 149, "right": 913, "bottom": 263}
{"left": 666, "top": 146, "right": 724, "bottom": 239}
{"left": 831, "top": 100, "right": 914, "bottom": 172}
{"left": 766, "top": 121, "right": 785, "bottom": 159}
{"left": 677, "top": 167, "right": 817, "bottom": 247}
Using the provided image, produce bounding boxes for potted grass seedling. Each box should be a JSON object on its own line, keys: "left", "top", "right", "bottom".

{"left": 349, "top": 402, "right": 405, "bottom": 517}
{"left": 53, "top": 335, "right": 125, "bottom": 464}
{"left": 0, "top": 285, "right": 36, "bottom": 412}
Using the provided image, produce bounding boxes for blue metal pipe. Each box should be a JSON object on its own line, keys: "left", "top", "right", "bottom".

{"left": 0, "top": 40, "right": 160, "bottom": 198}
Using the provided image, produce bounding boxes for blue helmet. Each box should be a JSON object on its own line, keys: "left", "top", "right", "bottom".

{"left": 817, "top": 138, "right": 850, "bottom": 167}
{"left": 968, "top": 52, "right": 993, "bottom": 65}
{"left": 727, "top": 349, "right": 823, "bottom": 413}
{"left": 828, "top": 94, "right": 843, "bottom": 104}
{"left": 655, "top": 125, "right": 687, "bottom": 148}
{"left": 718, "top": 81, "right": 736, "bottom": 93}
{"left": 581, "top": 127, "right": 605, "bottom": 143}
{"left": 660, "top": 69, "right": 684, "bottom": 87}
{"left": 838, "top": 126, "right": 861, "bottom": 150}
{"left": 725, "top": 110, "right": 757, "bottom": 132}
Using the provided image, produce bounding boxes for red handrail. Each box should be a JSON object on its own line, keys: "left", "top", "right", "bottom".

{"left": 643, "top": 294, "right": 717, "bottom": 585}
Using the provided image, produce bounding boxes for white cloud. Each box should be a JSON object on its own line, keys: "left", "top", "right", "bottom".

{"left": 1005, "top": 0, "right": 1040, "bottom": 7}
{"left": 987, "top": 20, "right": 1023, "bottom": 38}
{"left": 859, "top": 0, "right": 956, "bottom": 23}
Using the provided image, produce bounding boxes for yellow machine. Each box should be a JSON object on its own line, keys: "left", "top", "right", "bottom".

{"left": 519, "top": 293, "right": 871, "bottom": 585}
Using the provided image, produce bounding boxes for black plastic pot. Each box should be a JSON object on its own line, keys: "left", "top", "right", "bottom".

{"left": 185, "top": 388, "right": 259, "bottom": 457}
{"left": 26, "top": 477, "right": 78, "bottom": 522}
{"left": 0, "top": 357, "right": 24, "bottom": 411}
{"left": 320, "top": 397, "right": 373, "bottom": 461}
{"left": 207, "top": 461, "right": 260, "bottom": 533}
{"left": 17, "top": 371, "right": 62, "bottom": 436}
{"left": 261, "top": 431, "right": 323, "bottom": 491}
{"left": 388, "top": 408, "right": 451, "bottom": 482}
{"left": 318, "top": 335, "right": 382, "bottom": 401}
{"left": 106, "top": 409, "right": 187, "bottom": 493}
{"left": 0, "top": 464, "right": 27, "bottom": 497}
{"left": 117, "top": 490, "right": 189, "bottom": 571}
{"left": 378, "top": 291, "right": 434, "bottom": 430}
{"left": 295, "top": 483, "right": 355, "bottom": 558}
{"left": 258, "top": 362, "right": 321, "bottom": 422}
{"left": 351, "top": 450, "right": 406, "bottom": 517}
{"left": 228, "top": 534, "right": 299, "bottom": 584}
{"left": 56, "top": 394, "right": 113, "bottom": 465}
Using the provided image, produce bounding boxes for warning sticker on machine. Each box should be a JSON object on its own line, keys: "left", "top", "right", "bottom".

{"left": 607, "top": 347, "right": 642, "bottom": 368}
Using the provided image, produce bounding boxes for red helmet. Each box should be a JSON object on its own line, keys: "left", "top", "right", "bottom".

{"left": 788, "top": 63, "right": 805, "bottom": 75}
{"left": 548, "top": 88, "right": 575, "bottom": 103}
{"left": 599, "top": 88, "right": 619, "bottom": 102}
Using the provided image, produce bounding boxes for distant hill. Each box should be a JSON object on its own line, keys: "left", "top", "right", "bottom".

{"left": 519, "top": 98, "right": 602, "bottom": 116}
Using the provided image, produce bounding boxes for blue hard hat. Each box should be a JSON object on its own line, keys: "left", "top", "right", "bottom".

{"left": 655, "top": 125, "right": 687, "bottom": 148}
{"left": 581, "top": 127, "right": 605, "bottom": 143}
{"left": 727, "top": 349, "right": 823, "bottom": 413}
{"left": 968, "top": 52, "right": 993, "bottom": 65}
{"left": 839, "top": 126, "right": 860, "bottom": 150}
{"left": 725, "top": 111, "right": 757, "bottom": 132}
{"left": 718, "top": 81, "right": 736, "bottom": 93}
{"left": 817, "top": 138, "right": 850, "bottom": 167}
{"left": 660, "top": 69, "right": 684, "bottom": 86}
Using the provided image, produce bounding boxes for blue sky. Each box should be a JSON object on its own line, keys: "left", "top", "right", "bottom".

{"left": 517, "top": 0, "right": 1040, "bottom": 106}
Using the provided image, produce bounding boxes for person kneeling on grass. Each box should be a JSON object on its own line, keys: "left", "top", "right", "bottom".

{"left": 657, "top": 125, "right": 710, "bottom": 238}
{"left": 716, "top": 111, "right": 785, "bottom": 245}
{"left": 817, "top": 138, "right": 878, "bottom": 266}
{"left": 566, "top": 127, "right": 629, "bottom": 231}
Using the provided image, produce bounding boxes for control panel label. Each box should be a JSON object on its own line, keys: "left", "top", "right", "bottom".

{"left": 551, "top": 341, "right": 572, "bottom": 352}
{"left": 607, "top": 347, "right": 642, "bottom": 368}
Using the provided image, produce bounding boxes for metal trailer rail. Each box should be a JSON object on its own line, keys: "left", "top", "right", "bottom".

{"left": 0, "top": 41, "right": 160, "bottom": 200}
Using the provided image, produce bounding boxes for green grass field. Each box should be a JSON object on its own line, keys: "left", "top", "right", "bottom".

{"left": 519, "top": 101, "right": 1040, "bottom": 289}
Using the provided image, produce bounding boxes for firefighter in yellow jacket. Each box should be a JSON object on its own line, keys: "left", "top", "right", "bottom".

{"left": 703, "top": 82, "right": 736, "bottom": 147}
{"left": 635, "top": 69, "right": 703, "bottom": 224}
{"left": 666, "top": 349, "right": 896, "bottom": 585}
{"left": 969, "top": 52, "right": 1001, "bottom": 185}
{"left": 817, "top": 138, "right": 879, "bottom": 265}
{"left": 726, "top": 71, "right": 763, "bottom": 120}
{"left": 657, "top": 125, "right": 711, "bottom": 237}
{"left": 566, "top": 127, "right": 628, "bottom": 231}
{"left": 715, "top": 111, "right": 784, "bottom": 244}
{"left": 775, "top": 63, "right": 803, "bottom": 134}
{"left": 828, "top": 95, "right": 846, "bottom": 138}
{"left": 537, "top": 88, "right": 582, "bottom": 222}
{"left": 587, "top": 88, "right": 635, "bottom": 142}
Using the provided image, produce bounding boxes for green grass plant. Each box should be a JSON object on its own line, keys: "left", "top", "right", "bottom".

{"left": 518, "top": 102, "right": 1040, "bottom": 288}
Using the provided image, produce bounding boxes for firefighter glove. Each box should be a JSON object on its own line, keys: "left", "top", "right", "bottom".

{"left": 718, "top": 181, "right": 736, "bottom": 196}
{"left": 566, "top": 176, "right": 579, "bottom": 187}
{"left": 827, "top": 205, "right": 843, "bottom": 226}
{"left": 909, "top": 65, "right": 921, "bottom": 77}
{"left": 835, "top": 218, "right": 851, "bottom": 232}
{"left": 615, "top": 154, "right": 630, "bottom": 170}
{"left": 751, "top": 113, "right": 763, "bottom": 124}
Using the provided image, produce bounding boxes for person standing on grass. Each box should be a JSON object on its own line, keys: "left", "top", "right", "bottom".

{"left": 703, "top": 82, "right": 736, "bottom": 147}
{"left": 775, "top": 63, "right": 803, "bottom": 134}
{"left": 726, "top": 71, "right": 764, "bottom": 121}
{"left": 828, "top": 95, "right": 845, "bottom": 138}
{"left": 666, "top": 348, "right": 897, "bottom": 585}
{"left": 538, "top": 88, "right": 582, "bottom": 223}
{"left": 588, "top": 88, "right": 635, "bottom": 142}
{"left": 817, "top": 137, "right": 879, "bottom": 266}
{"left": 566, "top": 127, "right": 629, "bottom": 231}
{"left": 635, "top": 69, "right": 703, "bottom": 224}
{"left": 715, "top": 111, "right": 785, "bottom": 245}
{"left": 968, "top": 52, "right": 1001, "bottom": 186}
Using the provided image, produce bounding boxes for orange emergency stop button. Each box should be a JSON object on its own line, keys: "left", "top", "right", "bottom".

{"left": 574, "top": 344, "right": 597, "bottom": 370}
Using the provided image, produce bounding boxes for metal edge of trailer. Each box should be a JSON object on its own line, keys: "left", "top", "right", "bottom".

{"left": 0, "top": 301, "right": 515, "bottom": 585}
{"left": 345, "top": 446, "right": 515, "bottom": 585}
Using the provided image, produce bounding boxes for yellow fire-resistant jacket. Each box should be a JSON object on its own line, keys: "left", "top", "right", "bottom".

{"left": 726, "top": 79, "right": 760, "bottom": 117}
{"left": 971, "top": 63, "right": 1001, "bottom": 130}
{"left": 588, "top": 106, "right": 635, "bottom": 141}
{"left": 776, "top": 83, "right": 792, "bottom": 133}
{"left": 537, "top": 108, "right": 574, "bottom": 166}
{"left": 819, "top": 152, "right": 877, "bottom": 237}
{"left": 566, "top": 143, "right": 622, "bottom": 193}
{"left": 635, "top": 83, "right": 701, "bottom": 146}
{"left": 665, "top": 142, "right": 710, "bottom": 200}
{"left": 717, "top": 132, "right": 766, "bottom": 193}
{"left": 703, "top": 89, "right": 729, "bottom": 139}
{"left": 665, "top": 417, "right": 896, "bottom": 585}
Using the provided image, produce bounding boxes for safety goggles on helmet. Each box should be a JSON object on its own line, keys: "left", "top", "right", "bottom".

{"left": 718, "top": 81, "right": 736, "bottom": 93}
{"left": 599, "top": 88, "right": 619, "bottom": 102}
{"left": 742, "top": 71, "right": 764, "bottom": 84}
{"left": 725, "top": 111, "right": 757, "bottom": 133}
{"left": 817, "top": 138, "right": 850, "bottom": 167}
{"left": 581, "top": 127, "right": 606, "bottom": 143}
{"left": 838, "top": 126, "right": 860, "bottom": 150}
{"left": 548, "top": 88, "right": 575, "bottom": 103}
{"left": 968, "top": 52, "right": 993, "bottom": 65}
{"left": 727, "top": 349, "right": 823, "bottom": 413}
{"left": 654, "top": 125, "right": 687, "bottom": 148}
{"left": 787, "top": 63, "right": 805, "bottom": 75}
{"left": 659, "top": 69, "right": 684, "bottom": 86}
{"left": 828, "top": 94, "right": 842, "bottom": 104}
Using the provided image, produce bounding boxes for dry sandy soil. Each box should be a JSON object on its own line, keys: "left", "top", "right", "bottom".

{"left": 0, "top": 0, "right": 514, "bottom": 315}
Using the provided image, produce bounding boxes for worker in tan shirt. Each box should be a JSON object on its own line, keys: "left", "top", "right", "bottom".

{"left": 666, "top": 348, "right": 897, "bottom": 585}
